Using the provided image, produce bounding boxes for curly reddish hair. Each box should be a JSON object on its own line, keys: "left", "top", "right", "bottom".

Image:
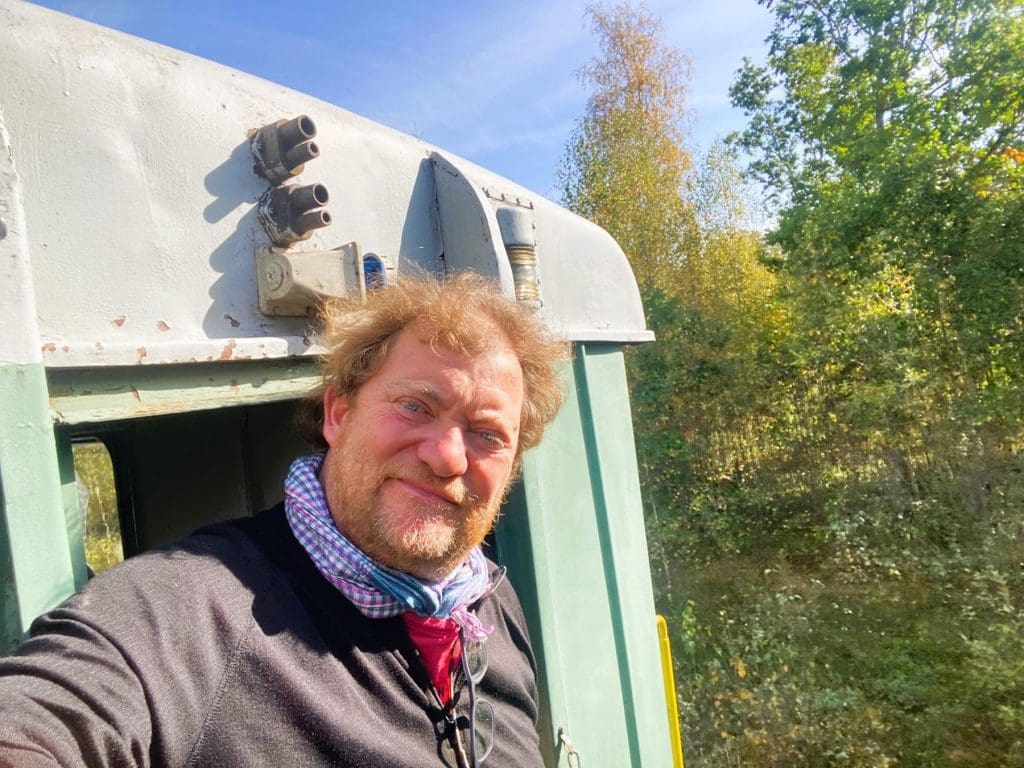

{"left": 299, "top": 272, "right": 569, "bottom": 456}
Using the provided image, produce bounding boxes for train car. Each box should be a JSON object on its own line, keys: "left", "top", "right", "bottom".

{"left": 0, "top": 2, "right": 682, "bottom": 765}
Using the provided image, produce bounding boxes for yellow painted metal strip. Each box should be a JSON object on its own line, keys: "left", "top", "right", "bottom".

{"left": 657, "top": 615, "right": 685, "bottom": 768}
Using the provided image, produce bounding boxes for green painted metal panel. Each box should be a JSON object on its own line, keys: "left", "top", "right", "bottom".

{"left": 496, "top": 343, "right": 672, "bottom": 767}
{"left": 0, "top": 362, "right": 76, "bottom": 653}
{"left": 54, "top": 430, "right": 89, "bottom": 589}
{"left": 3, "top": 341, "right": 673, "bottom": 765}
{"left": 575, "top": 343, "right": 673, "bottom": 765}
{"left": 47, "top": 358, "right": 323, "bottom": 425}
{"left": 1, "top": 354, "right": 319, "bottom": 653}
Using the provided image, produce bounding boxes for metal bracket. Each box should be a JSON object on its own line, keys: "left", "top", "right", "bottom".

{"left": 255, "top": 242, "right": 364, "bottom": 317}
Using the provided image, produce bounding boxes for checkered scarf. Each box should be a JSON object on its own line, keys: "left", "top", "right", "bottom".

{"left": 284, "top": 454, "right": 494, "bottom": 641}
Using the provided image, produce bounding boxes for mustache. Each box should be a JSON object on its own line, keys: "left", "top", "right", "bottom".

{"left": 376, "top": 467, "right": 480, "bottom": 508}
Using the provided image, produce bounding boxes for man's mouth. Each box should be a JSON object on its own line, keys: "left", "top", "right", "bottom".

{"left": 389, "top": 477, "right": 463, "bottom": 506}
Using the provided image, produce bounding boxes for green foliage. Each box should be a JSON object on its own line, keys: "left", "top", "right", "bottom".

{"left": 666, "top": 441, "right": 1024, "bottom": 766}
{"left": 563, "top": 1, "right": 1023, "bottom": 764}
{"left": 557, "top": 2, "right": 695, "bottom": 292}
{"left": 72, "top": 442, "right": 123, "bottom": 574}
{"left": 729, "top": 0, "right": 1024, "bottom": 444}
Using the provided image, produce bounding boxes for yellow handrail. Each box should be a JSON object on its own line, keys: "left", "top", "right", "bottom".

{"left": 656, "top": 615, "right": 685, "bottom": 767}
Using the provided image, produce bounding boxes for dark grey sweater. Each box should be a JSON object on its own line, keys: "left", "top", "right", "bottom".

{"left": 0, "top": 506, "right": 544, "bottom": 767}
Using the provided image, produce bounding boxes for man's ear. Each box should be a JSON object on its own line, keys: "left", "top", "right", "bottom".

{"left": 322, "top": 388, "right": 350, "bottom": 447}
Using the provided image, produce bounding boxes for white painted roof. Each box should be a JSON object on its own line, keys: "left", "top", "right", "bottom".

{"left": 0, "top": 1, "right": 651, "bottom": 369}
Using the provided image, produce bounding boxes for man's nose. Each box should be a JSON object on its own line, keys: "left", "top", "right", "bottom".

{"left": 417, "top": 425, "right": 469, "bottom": 478}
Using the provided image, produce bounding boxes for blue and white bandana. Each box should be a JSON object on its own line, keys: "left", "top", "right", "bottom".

{"left": 284, "top": 454, "right": 494, "bottom": 640}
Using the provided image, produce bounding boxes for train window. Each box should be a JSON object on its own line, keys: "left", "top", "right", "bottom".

{"left": 72, "top": 440, "right": 124, "bottom": 574}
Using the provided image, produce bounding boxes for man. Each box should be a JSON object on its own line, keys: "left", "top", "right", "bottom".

{"left": 0, "top": 273, "right": 569, "bottom": 768}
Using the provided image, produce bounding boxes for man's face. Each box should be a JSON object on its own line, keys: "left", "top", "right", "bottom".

{"left": 320, "top": 323, "right": 524, "bottom": 580}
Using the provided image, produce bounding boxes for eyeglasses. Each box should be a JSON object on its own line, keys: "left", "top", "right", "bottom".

{"left": 440, "top": 633, "right": 495, "bottom": 768}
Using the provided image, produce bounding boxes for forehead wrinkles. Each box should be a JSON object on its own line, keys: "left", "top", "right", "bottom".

{"left": 401, "top": 352, "right": 522, "bottom": 417}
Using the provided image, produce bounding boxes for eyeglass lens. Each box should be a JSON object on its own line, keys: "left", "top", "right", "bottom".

{"left": 471, "top": 699, "right": 495, "bottom": 763}
{"left": 464, "top": 638, "right": 487, "bottom": 684}
{"left": 440, "top": 703, "right": 495, "bottom": 768}
{"left": 440, "top": 637, "right": 495, "bottom": 768}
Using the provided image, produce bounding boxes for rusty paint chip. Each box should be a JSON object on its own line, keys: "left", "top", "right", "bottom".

{"left": 224, "top": 314, "right": 241, "bottom": 328}
{"left": 94, "top": 342, "right": 104, "bottom": 351}
{"left": 41, "top": 342, "right": 57, "bottom": 352}
{"left": 219, "top": 340, "right": 237, "bottom": 360}
{"left": 137, "top": 346, "right": 148, "bottom": 360}
{"left": 156, "top": 321, "right": 170, "bottom": 332}
{"left": 62, "top": 345, "right": 69, "bottom": 352}
{"left": 111, "top": 316, "right": 126, "bottom": 327}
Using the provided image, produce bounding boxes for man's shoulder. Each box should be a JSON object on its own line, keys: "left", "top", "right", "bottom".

{"left": 112, "top": 505, "right": 284, "bottom": 575}
{"left": 481, "top": 558, "right": 526, "bottom": 611}
{"left": 35, "top": 506, "right": 296, "bottom": 639}
{"left": 2, "top": 506, "right": 315, "bottom": 767}
{"left": 477, "top": 562, "right": 535, "bottom": 656}
{"left": 145, "top": 504, "right": 292, "bottom": 573}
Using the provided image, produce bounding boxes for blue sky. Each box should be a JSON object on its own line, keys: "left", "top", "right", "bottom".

{"left": 29, "top": 0, "right": 774, "bottom": 200}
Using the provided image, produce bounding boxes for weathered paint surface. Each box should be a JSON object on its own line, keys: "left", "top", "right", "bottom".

{"left": 48, "top": 358, "right": 323, "bottom": 424}
{"left": 0, "top": 91, "right": 78, "bottom": 651}
{"left": 1, "top": 4, "right": 668, "bottom": 763}
{"left": 496, "top": 346, "right": 672, "bottom": 767}
{"left": 0, "top": 0, "right": 650, "bottom": 373}
{"left": 0, "top": 93, "right": 41, "bottom": 366}
{"left": 0, "top": 362, "right": 76, "bottom": 654}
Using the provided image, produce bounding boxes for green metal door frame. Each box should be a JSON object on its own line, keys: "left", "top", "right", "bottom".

{"left": 0, "top": 114, "right": 84, "bottom": 653}
{"left": 497, "top": 343, "right": 673, "bottom": 767}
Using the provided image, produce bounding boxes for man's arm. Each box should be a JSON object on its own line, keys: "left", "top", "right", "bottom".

{"left": 0, "top": 524, "right": 264, "bottom": 768}
{"left": 0, "top": 607, "right": 154, "bottom": 767}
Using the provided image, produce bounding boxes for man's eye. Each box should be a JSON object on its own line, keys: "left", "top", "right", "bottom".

{"left": 398, "top": 399, "right": 426, "bottom": 414}
{"left": 476, "top": 431, "right": 506, "bottom": 449}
